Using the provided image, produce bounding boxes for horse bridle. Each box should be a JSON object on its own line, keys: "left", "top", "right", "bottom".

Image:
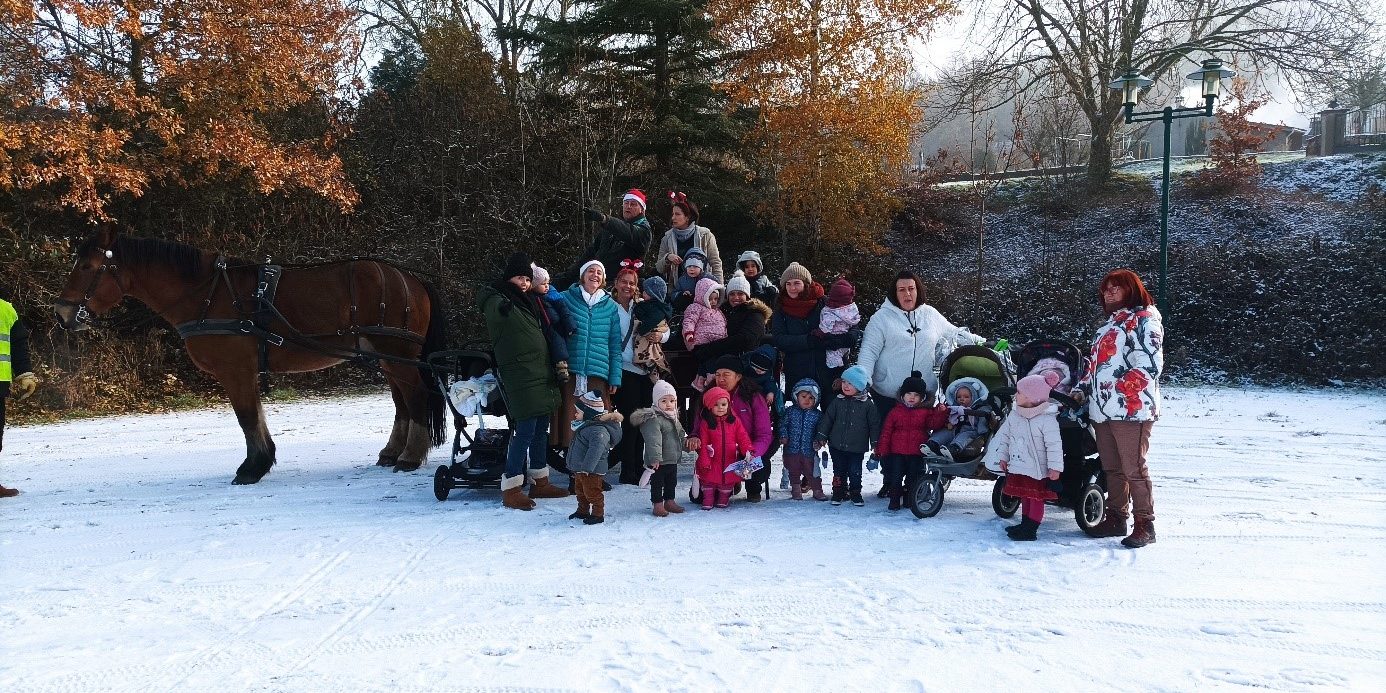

{"left": 55, "top": 247, "right": 127, "bottom": 326}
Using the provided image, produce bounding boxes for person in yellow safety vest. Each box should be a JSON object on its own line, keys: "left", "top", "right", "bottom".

{"left": 1, "top": 295, "right": 39, "bottom": 498}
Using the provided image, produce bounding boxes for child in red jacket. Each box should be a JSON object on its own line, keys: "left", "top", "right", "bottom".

{"left": 875, "top": 371, "right": 948, "bottom": 510}
{"left": 694, "top": 386, "right": 754, "bottom": 510}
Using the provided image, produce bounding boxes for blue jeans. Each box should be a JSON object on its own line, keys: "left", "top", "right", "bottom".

{"left": 506, "top": 415, "right": 551, "bottom": 478}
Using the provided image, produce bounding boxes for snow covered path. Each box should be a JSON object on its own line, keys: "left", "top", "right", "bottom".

{"left": 2, "top": 387, "right": 1384, "bottom": 691}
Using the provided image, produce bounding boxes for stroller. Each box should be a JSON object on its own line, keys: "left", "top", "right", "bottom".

{"left": 426, "top": 348, "right": 513, "bottom": 501}
{"left": 907, "top": 344, "right": 1014, "bottom": 518}
{"left": 989, "top": 339, "right": 1109, "bottom": 534}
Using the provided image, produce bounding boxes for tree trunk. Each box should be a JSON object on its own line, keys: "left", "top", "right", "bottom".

{"left": 1087, "top": 116, "right": 1115, "bottom": 187}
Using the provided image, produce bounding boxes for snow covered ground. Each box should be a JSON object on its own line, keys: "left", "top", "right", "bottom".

{"left": 2, "top": 386, "right": 1384, "bottom": 692}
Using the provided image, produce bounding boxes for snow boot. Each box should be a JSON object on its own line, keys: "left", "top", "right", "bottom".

{"left": 1088, "top": 513, "right": 1128, "bottom": 538}
{"left": 0, "top": 484, "right": 18, "bottom": 498}
{"left": 887, "top": 486, "right": 902, "bottom": 511}
{"left": 850, "top": 489, "right": 865, "bottom": 507}
{"left": 830, "top": 477, "right": 845, "bottom": 506}
{"left": 745, "top": 483, "right": 763, "bottom": 503}
{"left": 569, "top": 476, "right": 591, "bottom": 520}
{"left": 501, "top": 475, "right": 536, "bottom": 511}
{"left": 583, "top": 475, "right": 606, "bottom": 524}
{"left": 1121, "top": 520, "right": 1157, "bottom": 548}
{"left": 715, "top": 488, "right": 731, "bottom": 508}
{"left": 527, "top": 468, "right": 570, "bottom": 499}
{"left": 663, "top": 499, "right": 685, "bottom": 514}
{"left": 876, "top": 486, "right": 889, "bottom": 498}
{"left": 1008, "top": 518, "right": 1039, "bottom": 541}
{"left": 810, "top": 477, "right": 828, "bottom": 501}
{"left": 652, "top": 501, "right": 669, "bottom": 517}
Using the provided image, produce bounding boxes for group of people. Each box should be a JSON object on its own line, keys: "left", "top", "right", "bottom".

{"left": 478, "top": 188, "right": 1165, "bottom": 549}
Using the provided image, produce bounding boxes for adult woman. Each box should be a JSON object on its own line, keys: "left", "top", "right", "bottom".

{"left": 608, "top": 264, "right": 670, "bottom": 484}
{"left": 478, "top": 253, "right": 569, "bottom": 510}
{"left": 696, "top": 355, "right": 773, "bottom": 501}
{"left": 735, "top": 250, "right": 780, "bottom": 306}
{"left": 771, "top": 262, "right": 830, "bottom": 398}
{"left": 1076, "top": 269, "right": 1164, "bottom": 548}
{"left": 557, "top": 260, "right": 623, "bottom": 448}
{"left": 689, "top": 273, "right": 772, "bottom": 366}
{"left": 856, "top": 271, "right": 983, "bottom": 422}
{"left": 655, "top": 192, "right": 724, "bottom": 284}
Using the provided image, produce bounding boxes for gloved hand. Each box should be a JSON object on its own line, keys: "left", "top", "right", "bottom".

{"left": 582, "top": 207, "right": 604, "bottom": 223}
{"left": 12, "top": 372, "right": 39, "bottom": 400}
{"left": 498, "top": 299, "right": 513, "bottom": 316}
{"left": 819, "top": 450, "right": 830, "bottom": 469}
{"left": 1071, "top": 389, "right": 1087, "bottom": 406}
{"left": 866, "top": 455, "right": 880, "bottom": 472}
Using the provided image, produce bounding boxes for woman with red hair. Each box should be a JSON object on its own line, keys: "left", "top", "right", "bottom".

{"left": 1076, "top": 269, "right": 1164, "bottom": 548}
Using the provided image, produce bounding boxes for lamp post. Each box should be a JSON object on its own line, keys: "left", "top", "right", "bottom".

{"left": 1109, "top": 58, "right": 1235, "bottom": 315}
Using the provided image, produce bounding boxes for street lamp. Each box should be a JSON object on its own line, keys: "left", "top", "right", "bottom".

{"left": 1109, "top": 58, "right": 1235, "bottom": 315}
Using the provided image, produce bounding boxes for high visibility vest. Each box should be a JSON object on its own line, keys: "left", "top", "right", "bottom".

{"left": 0, "top": 298, "right": 16, "bottom": 382}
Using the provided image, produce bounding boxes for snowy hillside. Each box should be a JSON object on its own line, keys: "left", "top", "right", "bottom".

{"left": 2, "top": 386, "right": 1384, "bottom": 691}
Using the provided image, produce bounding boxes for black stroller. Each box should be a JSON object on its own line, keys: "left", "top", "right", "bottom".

{"left": 989, "top": 339, "right": 1109, "bottom": 535}
{"left": 427, "top": 349, "right": 513, "bottom": 501}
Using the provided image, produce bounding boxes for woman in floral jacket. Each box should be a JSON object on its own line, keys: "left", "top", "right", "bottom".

{"left": 1076, "top": 269, "right": 1164, "bottom": 549}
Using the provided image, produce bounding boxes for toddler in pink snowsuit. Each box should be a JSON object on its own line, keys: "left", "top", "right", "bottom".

{"left": 694, "top": 386, "right": 754, "bottom": 509}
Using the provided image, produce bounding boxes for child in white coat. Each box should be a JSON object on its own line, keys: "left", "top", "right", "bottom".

{"left": 993, "top": 375, "right": 1063, "bottom": 541}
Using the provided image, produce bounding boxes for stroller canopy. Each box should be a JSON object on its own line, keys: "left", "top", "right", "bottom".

{"left": 938, "top": 345, "right": 1014, "bottom": 395}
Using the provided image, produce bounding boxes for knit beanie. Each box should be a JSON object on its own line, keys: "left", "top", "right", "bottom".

{"left": 578, "top": 259, "right": 605, "bottom": 283}
{"left": 714, "top": 354, "right": 744, "bottom": 375}
{"left": 642, "top": 276, "right": 668, "bottom": 303}
{"left": 501, "top": 252, "right": 534, "bottom": 281}
{"left": 841, "top": 365, "right": 870, "bottom": 393}
{"left": 780, "top": 262, "right": 812, "bottom": 288}
{"left": 899, "top": 370, "right": 930, "bottom": 401}
{"left": 726, "top": 271, "right": 752, "bottom": 298}
{"left": 684, "top": 247, "right": 707, "bottom": 273}
{"left": 826, "top": 277, "right": 855, "bottom": 308}
{"left": 531, "top": 264, "right": 550, "bottom": 286}
{"left": 702, "top": 386, "right": 731, "bottom": 411}
{"left": 737, "top": 250, "right": 764, "bottom": 274}
{"left": 1016, "top": 374, "right": 1052, "bottom": 405}
{"left": 791, "top": 378, "right": 820, "bottom": 403}
{"left": 746, "top": 348, "right": 775, "bottom": 373}
{"left": 652, "top": 379, "right": 677, "bottom": 403}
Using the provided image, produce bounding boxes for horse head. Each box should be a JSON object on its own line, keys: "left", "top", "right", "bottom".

{"left": 54, "top": 225, "right": 125, "bottom": 331}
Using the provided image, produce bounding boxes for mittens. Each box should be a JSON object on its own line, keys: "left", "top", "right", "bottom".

{"left": 819, "top": 450, "right": 830, "bottom": 469}
{"left": 582, "top": 207, "right": 603, "bottom": 223}
{"left": 866, "top": 455, "right": 880, "bottom": 472}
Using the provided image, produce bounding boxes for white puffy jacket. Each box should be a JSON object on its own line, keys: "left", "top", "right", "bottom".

{"left": 855, "top": 301, "right": 982, "bottom": 398}
{"left": 1079, "top": 305, "right": 1164, "bottom": 424}
{"left": 991, "top": 402, "right": 1063, "bottom": 479}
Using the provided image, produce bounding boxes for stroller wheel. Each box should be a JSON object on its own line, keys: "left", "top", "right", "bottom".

{"left": 1075, "top": 483, "right": 1107, "bottom": 536}
{"left": 992, "top": 477, "right": 1020, "bottom": 518}
{"left": 433, "top": 465, "right": 452, "bottom": 502}
{"left": 908, "top": 477, "right": 945, "bottom": 519}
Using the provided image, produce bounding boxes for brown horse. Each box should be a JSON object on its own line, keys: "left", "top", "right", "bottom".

{"left": 53, "top": 227, "right": 446, "bottom": 484}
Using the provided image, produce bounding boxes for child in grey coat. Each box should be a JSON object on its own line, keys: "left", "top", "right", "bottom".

{"left": 925, "top": 377, "right": 992, "bottom": 460}
{"left": 569, "top": 389, "right": 623, "bottom": 525}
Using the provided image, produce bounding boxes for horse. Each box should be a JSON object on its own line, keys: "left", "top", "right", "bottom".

{"left": 53, "top": 226, "right": 447, "bottom": 484}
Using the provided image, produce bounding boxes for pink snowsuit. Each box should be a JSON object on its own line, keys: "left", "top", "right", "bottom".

{"left": 694, "top": 413, "right": 753, "bottom": 509}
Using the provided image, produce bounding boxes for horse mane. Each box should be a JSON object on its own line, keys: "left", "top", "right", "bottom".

{"left": 78, "top": 235, "right": 231, "bottom": 281}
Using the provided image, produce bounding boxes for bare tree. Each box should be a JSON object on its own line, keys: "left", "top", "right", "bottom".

{"left": 940, "top": 0, "right": 1373, "bottom": 186}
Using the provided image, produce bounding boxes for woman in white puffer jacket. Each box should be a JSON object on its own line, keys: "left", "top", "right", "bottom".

{"left": 855, "top": 271, "right": 984, "bottom": 422}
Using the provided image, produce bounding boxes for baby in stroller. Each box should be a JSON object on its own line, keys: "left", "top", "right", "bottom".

{"left": 924, "top": 377, "right": 992, "bottom": 461}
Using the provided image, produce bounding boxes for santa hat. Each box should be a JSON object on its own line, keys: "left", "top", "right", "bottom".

{"left": 622, "top": 189, "right": 647, "bottom": 211}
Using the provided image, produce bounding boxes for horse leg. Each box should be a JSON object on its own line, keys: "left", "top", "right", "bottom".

{"left": 383, "top": 364, "right": 431, "bottom": 473}
{"left": 222, "top": 368, "right": 277, "bottom": 485}
{"left": 377, "top": 382, "right": 409, "bottom": 467}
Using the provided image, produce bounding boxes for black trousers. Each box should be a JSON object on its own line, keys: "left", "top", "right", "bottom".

{"left": 0, "top": 395, "right": 6, "bottom": 452}
{"left": 611, "top": 372, "right": 654, "bottom": 484}
{"left": 649, "top": 464, "right": 678, "bottom": 503}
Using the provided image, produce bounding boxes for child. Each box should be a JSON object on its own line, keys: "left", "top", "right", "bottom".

{"left": 993, "top": 375, "right": 1064, "bottom": 541}
{"left": 745, "top": 345, "right": 782, "bottom": 412}
{"left": 781, "top": 379, "right": 827, "bottom": 500}
{"left": 633, "top": 277, "right": 673, "bottom": 381}
{"left": 818, "top": 278, "right": 861, "bottom": 370}
{"left": 814, "top": 365, "right": 881, "bottom": 506}
{"left": 694, "top": 386, "right": 754, "bottom": 510}
{"left": 631, "top": 380, "right": 687, "bottom": 517}
{"left": 875, "top": 371, "right": 948, "bottom": 511}
{"left": 671, "top": 247, "right": 710, "bottom": 312}
{"left": 531, "top": 265, "right": 575, "bottom": 382}
{"left": 925, "top": 377, "right": 992, "bottom": 461}
{"left": 568, "top": 389, "right": 624, "bottom": 525}
{"left": 682, "top": 277, "right": 726, "bottom": 390}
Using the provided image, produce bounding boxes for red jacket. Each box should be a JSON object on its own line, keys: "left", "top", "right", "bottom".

{"left": 876, "top": 403, "right": 947, "bottom": 457}
{"left": 694, "top": 414, "right": 754, "bottom": 486}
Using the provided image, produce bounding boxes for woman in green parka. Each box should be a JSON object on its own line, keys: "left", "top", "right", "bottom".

{"left": 479, "top": 253, "right": 569, "bottom": 510}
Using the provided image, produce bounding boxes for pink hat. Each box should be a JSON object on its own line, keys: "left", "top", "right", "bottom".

{"left": 701, "top": 386, "right": 731, "bottom": 410}
{"left": 1016, "top": 374, "right": 1052, "bottom": 405}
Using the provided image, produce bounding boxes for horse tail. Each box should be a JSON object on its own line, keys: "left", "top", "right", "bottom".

{"left": 418, "top": 278, "right": 449, "bottom": 447}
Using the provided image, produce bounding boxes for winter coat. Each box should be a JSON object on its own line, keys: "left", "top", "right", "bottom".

{"left": 0, "top": 299, "right": 32, "bottom": 399}
{"left": 563, "top": 284, "right": 625, "bottom": 387}
{"left": 657, "top": 225, "right": 724, "bottom": 284}
{"left": 992, "top": 402, "right": 1063, "bottom": 479}
{"left": 771, "top": 284, "right": 827, "bottom": 391}
{"left": 876, "top": 402, "right": 948, "bottom": 457}
{"left": 568, "top": 417, "right": 623, "bottom": 475}
{"left": 730, "top": 387, "right": 774, "bottom": 458}
{"left": 632, "top": 408, "right": 686, "bottom": 468}
{"left": 782, "top": 405, "right": 822, "bottom": 456}
{"left": 1079, "top": 306, "right": 1164, "bottom": 424}
{"left": 856, "top": 301, "right": 982, "bottom": 398}
{"left": 682, "top": 278, "right": 727, "bottom": 349}
{"left": 691, "top": 299, "right": 772, "bottom": 362}
{"left": 478, "top": 283, "right": 561, "bottom": 421}
{"left": 565, "top": 215, "right": 652, "bottom": 287}
{"left": 538, "top": 288, "right": 575, "bottom": 362}
{"left": 633, "top": 299, "right": 671, "bottom": 337}
{"left": 734, "top": 251, "right": 780, "bottom": 306}
{"left": 815, "top": 394, "right": 882, "bottom": 454}
{"left": 819, "top": 302, "right": 861, "bottom": 369}
{"left": 694, "top": 413, "right": 754, "bottom": 487}
{"left": 944, "top": 377, "right": 992, "bottom": 437}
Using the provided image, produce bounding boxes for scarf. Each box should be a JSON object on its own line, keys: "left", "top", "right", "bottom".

{"left": 778, "top": 282, "right": 825, "bottom": 320}
{"left": 657, "top": 406, "right": 679, "bottom": 421}
{"left": 674, "top": 224, "right": 697, "bottom": 243}
{"left": 582, "top": 286, "right": 607, "bottom": 307}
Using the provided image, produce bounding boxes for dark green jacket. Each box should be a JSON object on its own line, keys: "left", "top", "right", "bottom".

{"left": 479, "top": 283, "right": 561, "bottom": 421}
{"left": 562, "top": 215, "right": 652, "bottom": 287}
{"left": 814, "top": 394, "right": 882, "bottom": 454}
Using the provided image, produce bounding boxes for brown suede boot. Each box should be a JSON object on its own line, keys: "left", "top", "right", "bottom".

{"left": 0, "top": 484, "right": 19, "bottom": 498}
{"left": 569, "top": 476, "right": 591, "bottom": 520}
{"left": 809, "top": 477, "right": 828, "bottom": 501}
{"left": 584, "top": 476, "right": 605, "bottom": 525}
{"left": 527, "top": 468, "right": 571, "bottom": 499}
{"left": 1088, "top": 513, "right": 1128, "bottom": 538}
{"left": 663, "top": 499, "right": 685, "bottom": 514}
{"left": 501, "top": 475, "right": 536, "bottom": 511}
{"left": 1121, "top": 520, "right": 1157, "bottom": 548}
{"left": 652, "top": 501, "right": 668, "bottom": 517}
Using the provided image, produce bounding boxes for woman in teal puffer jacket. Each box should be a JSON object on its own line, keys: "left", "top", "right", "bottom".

{"left": 556, "top": 259, "right": 624, "bottom": 448}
